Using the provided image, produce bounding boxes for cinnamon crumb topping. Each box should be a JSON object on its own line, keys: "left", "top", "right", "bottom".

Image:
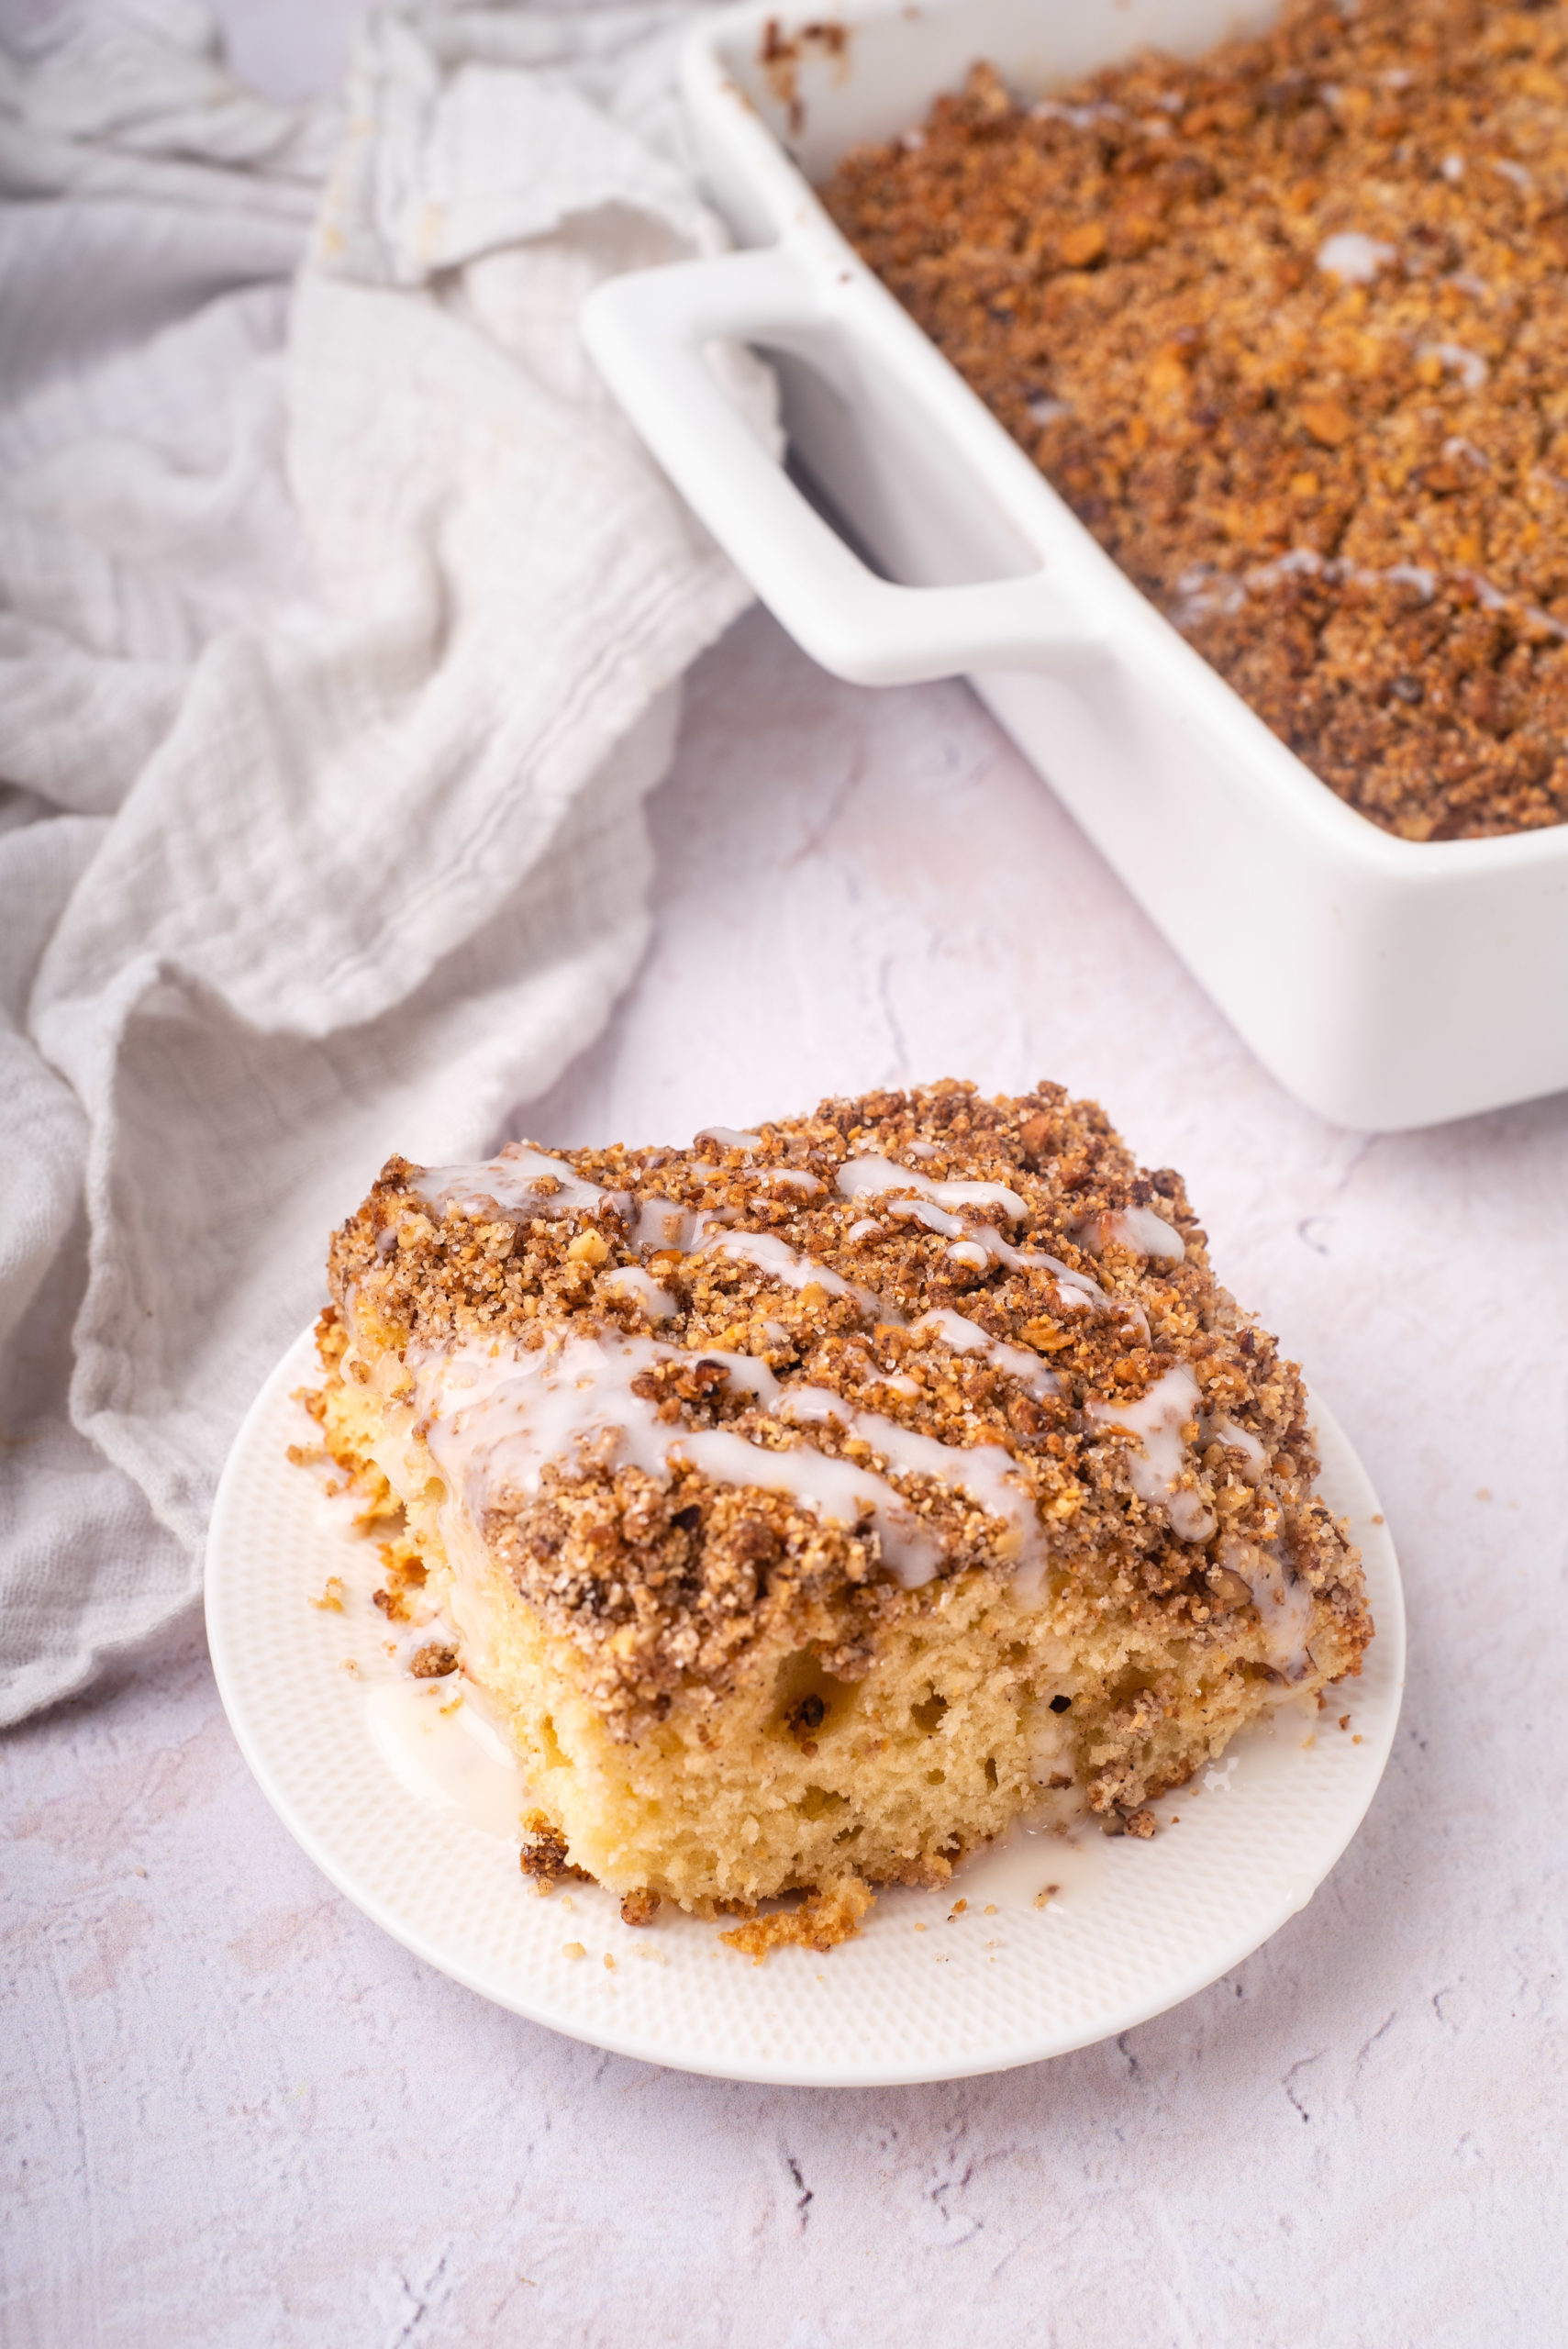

{"left": 718, "top": 1875, "right": 873, "bottom": 1962}
{"left": 519, "top": 1811, "right": 590, "bottom": 1884}
{"left": 823, "top": 0, "right": 1568, "bottom": 841}
{"left": 327, "top": 1083, "right": 1370, "bottom": 1742}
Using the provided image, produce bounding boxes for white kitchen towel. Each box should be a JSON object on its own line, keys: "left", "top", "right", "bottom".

{"left": 0, "top": 0, "right": 760, "bottom": 1725}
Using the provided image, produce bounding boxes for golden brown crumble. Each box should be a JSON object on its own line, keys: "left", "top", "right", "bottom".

{"left": 371, "top": 1537, "right": 428, "bottom": 1624}
{"left": 822, "top": 0, "right": 1568, "bottom": 841}
{"left": 326, "top": 1081, "right": 1370, "bottom": 1759}
{"left": 718, "top": 1875, "right": 873, "bottom": 1962}
{"left": 519, "top": 1811, "right": 590, "bottom": 1884}
{"left": 1106, "top": 1806, "right": 1159, "bottom": 1840}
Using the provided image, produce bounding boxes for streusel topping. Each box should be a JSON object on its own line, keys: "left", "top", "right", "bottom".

{"left": 823, "top": 0, "right": 1568, "bottom": 841}
{"left": 328, "top": 1083, "right": 1367, "bottom": 1724}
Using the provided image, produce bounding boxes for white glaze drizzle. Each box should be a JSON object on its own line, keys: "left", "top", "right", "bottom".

{"left": 1073, "top": 1206, "right": 1185, "bottom": 1264}
{"left": 1084, "top": 1364, "right": 1216, "bottom": 1542}
{"left": 417, "top": 1148, "right": 630, "bottom": 1224}
{"left": 1220, "top": 1533, "right": 1313, "bottom": 1679}
{"left": 887, "top": 1196, "right": 963, "bottom": 1237}
{"left": 908, "top": 1306, "right": 1062, "bottom": 1401}
{"left": 777, "top": 1387, "right": 1043, "bottom": 1593}
{"left": 414, "top": 1334, "right": 941, "bottom": 1588}
{"left": 1420, "top": 340, "right": 1489, "bottom": 393}
{"left": 695, "top": 1126, "right": 762, "bottom": 1152}
{"left": 633, "top": 1199, "right": 738, "bottom": 1253}
{"left": 1317, "top": 230, "right": 1396, "bottom": 284}
{"left": 673, "top": 1425, "right": 940, "bottom": 1586}
{"left": 836, "top": 1154, "right": 1028, "bottom": 1220}
{"left": 948, "top": 1220, "right": 1151, "bottom": 1341}
{"left": 831, "top": 1154, "right": 1151, "bottom": 1340}
{"left": 1205, "top": 1413, "right": 1266, "bottom": 1481}
{"left": 694, "top": 1228, "right": 890, "bottom": 1320}
{"left": 854, "top": 1172, "right": 1130, "bottom": 1326}
{"left": 633, "top": 1197, "right": 690, "bottom": 1250}
{"left": 600, "top": 1266, "right": 676, "bottom": 1320}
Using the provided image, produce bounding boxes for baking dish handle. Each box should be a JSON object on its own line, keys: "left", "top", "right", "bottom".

{"left": 582, "top": 245, "right": 1104, "bottom": 689}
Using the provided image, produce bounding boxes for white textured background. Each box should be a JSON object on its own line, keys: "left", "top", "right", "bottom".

{"left": 6, "top": 6, "right": 1567, "bottom": 2343}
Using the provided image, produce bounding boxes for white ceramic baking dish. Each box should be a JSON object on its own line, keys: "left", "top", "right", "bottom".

{"left": 582, "top": 0, "right": 1568, "bottom": 1131}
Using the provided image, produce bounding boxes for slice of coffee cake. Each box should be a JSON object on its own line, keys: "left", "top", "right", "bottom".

{"left": 316, "top": 1082, "right": 1371, "bottom": 1936}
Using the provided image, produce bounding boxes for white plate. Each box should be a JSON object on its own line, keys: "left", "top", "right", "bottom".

{"left": 206, "top": 1326, "right": 1405, "bottom": 2087}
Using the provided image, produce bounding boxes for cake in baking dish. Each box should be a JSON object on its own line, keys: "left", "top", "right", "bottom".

{"left": 823, "top": 0, "right": 1568, "bottom": 842}
{"left": 314, "top": 1081, "right": 1372, "bottom": 1948}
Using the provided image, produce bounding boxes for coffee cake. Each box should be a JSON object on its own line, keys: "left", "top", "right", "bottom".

{"left": 313, "top": 1082, "right": 1372, "bottom": 1940}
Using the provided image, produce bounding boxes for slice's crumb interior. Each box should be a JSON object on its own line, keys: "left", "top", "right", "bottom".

{"left": 313, "top": 1081, "right": 1372, "bottom": 1946}
{"left": 821, "top": 0, "right": 1568, "bottom": 843}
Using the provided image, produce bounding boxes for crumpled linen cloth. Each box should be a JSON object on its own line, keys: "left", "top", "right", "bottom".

{"left": 0, "top": 0, "right": 757, "bottom": 1725}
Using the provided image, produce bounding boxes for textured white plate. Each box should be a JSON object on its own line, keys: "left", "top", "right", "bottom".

{"left": 206, "top": 1327, "right": 1405, "bottom": 2087}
